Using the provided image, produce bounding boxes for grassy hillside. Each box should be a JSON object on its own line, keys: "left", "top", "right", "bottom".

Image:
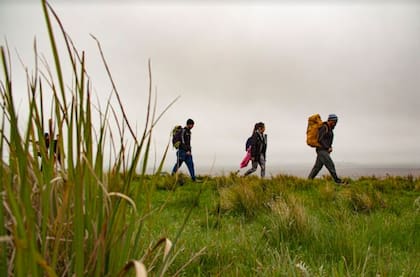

{"left": 141, "top": 174, "right": 420, "bottom": 276}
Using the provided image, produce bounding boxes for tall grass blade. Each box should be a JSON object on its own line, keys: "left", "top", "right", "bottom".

{"left": 41, "top": 0, "right": 67, "bottom": 107}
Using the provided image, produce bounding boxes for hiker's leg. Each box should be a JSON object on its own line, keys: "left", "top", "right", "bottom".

{"left": 244, "top": 160, "right": 258, "bottom": 176}
{"left": 319, "top": 151, "right": 341, "bottom": 183}
{"left": 185, "top": 154, "right": 196, "bottom": 181}
{"left": 172, "top": 150, "right": 184, "bottom": 174}
{"left": 308, "top": 150, "right": 324, "bottom": 179}
{"left": 259, "top": 154, "right": 266, "bottom": 178}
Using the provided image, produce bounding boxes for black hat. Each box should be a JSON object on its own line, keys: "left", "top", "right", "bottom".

{"left": 186, "top": 119, "right": 195, "bottom": 125}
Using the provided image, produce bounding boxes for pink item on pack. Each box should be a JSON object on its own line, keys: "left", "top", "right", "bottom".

{"left": 240, "top": 148, "right": 252, "bottom": 168}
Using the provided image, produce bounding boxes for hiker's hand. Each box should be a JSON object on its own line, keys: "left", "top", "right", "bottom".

{"left": 186, "top": 151, "right": 191, "bottom": 155}
{"left": 328, "top": 147, "right": 333, "bottom": 153}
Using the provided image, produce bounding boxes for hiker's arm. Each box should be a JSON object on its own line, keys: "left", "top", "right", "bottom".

{"left": 182, "top": 129, "right": 192, "bottom": 153}
{"left": 317, "top": 125, "right": 329, "bottom": 150}
{"left": 181, "top": 128, "right": 186, "bottom": 146}
{"left": 250, "top": 135, "right": 258, "bottom": 159}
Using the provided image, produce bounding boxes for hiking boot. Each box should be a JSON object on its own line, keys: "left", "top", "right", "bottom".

{"left": 336, "top": 179, "right": 349, "bottom": 186}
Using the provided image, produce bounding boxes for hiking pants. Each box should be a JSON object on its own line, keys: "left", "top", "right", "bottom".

{"left": 172, "top": 149, "right": 196, "bottom": 181}
{"left": 244, "top": 154, "right": 266, "bottom": 178}
{"left": 308, "top": 149, "right": 340, "bottom": 183}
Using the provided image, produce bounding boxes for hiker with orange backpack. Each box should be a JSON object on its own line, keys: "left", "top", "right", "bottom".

{"left": 307, "top": 114, "right": 343, "bottom": 184}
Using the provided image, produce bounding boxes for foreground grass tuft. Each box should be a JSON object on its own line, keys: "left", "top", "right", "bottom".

{"left": 1, "top": 1, "right": 193, "bottom": 276}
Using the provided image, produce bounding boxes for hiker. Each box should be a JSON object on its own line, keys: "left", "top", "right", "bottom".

{"left": 308, "top": 114, "right": 343, "bottom": 184}
{"left": 37, "top": 132, "right": 50, "bottom": 156}
{"left": 37, "top": 132, "right": 50, "bottom": 171}
{"left": 52, "top": 134, "right": 62, "bottom": 166}
{"left": 38, "top": 132, "right": 62, "bottom": 168}
{"left": 244, "top": 122, "right": 267, "bottom": 178}
{"left": 172, "top": 119, "right": 196, "bottom": 181}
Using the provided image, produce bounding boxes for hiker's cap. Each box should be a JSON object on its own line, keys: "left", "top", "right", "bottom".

{"left": 186, "top": 118, "right": 195, "bottom": 125}
{"left": 328, "top": 114, "right": 338, "bottom": 122}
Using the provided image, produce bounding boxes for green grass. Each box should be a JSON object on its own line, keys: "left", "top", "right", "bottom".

{"left": 141, "top": 175, "right": 420, "bottom": 276}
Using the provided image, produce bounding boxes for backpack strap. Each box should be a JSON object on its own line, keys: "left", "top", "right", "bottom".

{"left": 181, "top": 128, "right": 185, "bottom": 145}
{"left": 318, "top": 123, "right": 328, "bottom": 142}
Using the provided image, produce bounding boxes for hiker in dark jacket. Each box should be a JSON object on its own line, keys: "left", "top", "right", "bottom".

{"left": 308, "top": 114, "right": 343, "bottom": 184}
{"left": 244, "top": 122, "right": 267, "bottom": 178}
{"left": 172, "top": 119, "right": 196, "bottom": 181}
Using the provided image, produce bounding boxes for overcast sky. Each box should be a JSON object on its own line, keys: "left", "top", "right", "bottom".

{"left": 1, "top": 1, "right": 419, "bottom": 175}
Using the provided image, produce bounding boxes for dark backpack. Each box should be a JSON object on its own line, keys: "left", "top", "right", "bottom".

{"left": 245, "top": 136, "right": 252, "bottom": 151}
{"left": 172, "top": 125, "right": 183, "bottom": 149}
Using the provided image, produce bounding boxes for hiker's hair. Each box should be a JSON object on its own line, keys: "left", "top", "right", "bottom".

{"left": 256, "top": 122, "right": 265, "bottom": 129}
{"left": 251, "top": 123, "right": 258, "bottom": 135}
{"left": 251, "top": 122, "right": 265, "bottom": 135}
{"left": 186, "top": 118, "right": 194, "bottom": 125}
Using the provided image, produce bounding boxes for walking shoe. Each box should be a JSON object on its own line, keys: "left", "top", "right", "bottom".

{"left": 336, "top": 179, "right": 349, "bottom": 186}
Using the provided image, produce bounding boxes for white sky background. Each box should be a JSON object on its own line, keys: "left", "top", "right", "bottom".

{"left": 1, "top": 0, "right": 419, "bottom": 175}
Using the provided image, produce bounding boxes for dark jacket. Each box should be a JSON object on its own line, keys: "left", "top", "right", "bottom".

{"left": 179, "top": 127, "right": 192, "bottom": 152}
{"left": 250, "top": 131, "right": 267, "bottom": 159}
{"left": 317, "top": 122, "right": 334, "bottom": 151}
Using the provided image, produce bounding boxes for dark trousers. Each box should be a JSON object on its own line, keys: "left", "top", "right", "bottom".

{"left": 244, "top": 154, "right": 266, "bottom": 178}
{"left": 172, "top": 149, "right": 196, "bottom": 181}
{"left": 308, "top": 149, "right": 341, "bottom": 183}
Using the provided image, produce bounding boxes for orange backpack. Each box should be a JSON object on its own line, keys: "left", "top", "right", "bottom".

{"left": 306, "top": 114, "right": 323, "bottom": 147}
